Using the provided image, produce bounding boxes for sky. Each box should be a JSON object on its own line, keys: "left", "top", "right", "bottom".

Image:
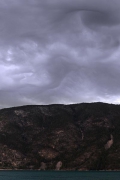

{"left": 0, "top": 0, "right": 120, "bottom": 109}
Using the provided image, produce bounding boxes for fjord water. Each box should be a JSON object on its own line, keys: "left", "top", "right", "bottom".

{"left": 0, "top": 171, "right": 120, "bottom": 180}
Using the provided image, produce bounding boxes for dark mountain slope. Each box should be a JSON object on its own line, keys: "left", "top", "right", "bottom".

{"left": 0, "top": 102, "right": 120, "bottom": 170}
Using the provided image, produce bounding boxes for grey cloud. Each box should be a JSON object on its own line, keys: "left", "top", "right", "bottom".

{"left": 81, "top": 11, "right": 120, "bottom": 27}
{"left": 0, "top": 0, "right": 120, "bottom": 108}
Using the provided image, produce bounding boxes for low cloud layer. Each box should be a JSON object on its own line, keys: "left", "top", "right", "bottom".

{"left": 0, "top": 0, "right": 120, "bottom": 108}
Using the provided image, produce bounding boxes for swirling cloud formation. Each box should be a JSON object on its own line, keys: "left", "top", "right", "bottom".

{"left": 0, "top": 0, "right": 120, "bottom": 108}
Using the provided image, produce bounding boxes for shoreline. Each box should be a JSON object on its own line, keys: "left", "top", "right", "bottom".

{"left": 0, "top": 169, "right": 120, "bottom": 171}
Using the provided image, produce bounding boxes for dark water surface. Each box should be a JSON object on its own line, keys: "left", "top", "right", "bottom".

{"left": 0, "top": 171, "right": 120, "bottom": 180}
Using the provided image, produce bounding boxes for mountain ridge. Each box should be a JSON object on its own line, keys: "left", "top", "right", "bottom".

{"left": 0, "top": 102, "right": 120, "bottom": 170}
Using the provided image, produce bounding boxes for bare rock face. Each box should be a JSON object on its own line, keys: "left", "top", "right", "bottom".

{"left": 14, "top": 110, "right": 28, "bottom": 117}
{"left": 105, "top": 135, "right": 113, "bottom": 150}
{"left": 0, "top": 102, "right": 120, "bottom": 170}
{"left": 56, "top": 161, "right": 62, "bottom": 170}
{"left": 40, "top": 162, "right": 46, "bottom": 170}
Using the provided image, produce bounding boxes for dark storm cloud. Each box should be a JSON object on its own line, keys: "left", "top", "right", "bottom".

{"left": 0, "top": 0, "right": 120, "bottom": 108}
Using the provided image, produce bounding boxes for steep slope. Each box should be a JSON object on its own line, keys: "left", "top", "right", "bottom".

{"left": 0, "top": 102, "right": 120, "bottom": 170}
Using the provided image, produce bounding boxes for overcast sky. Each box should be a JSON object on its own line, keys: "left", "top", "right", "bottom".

{"left": 0, "top": 0, "right": 120, "bottom": 109}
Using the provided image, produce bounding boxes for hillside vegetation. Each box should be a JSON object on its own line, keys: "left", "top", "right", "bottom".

{"left": 0, "top": 102, "right": 120, "bottom": 170}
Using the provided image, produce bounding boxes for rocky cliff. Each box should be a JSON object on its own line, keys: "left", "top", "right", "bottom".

{"left": 0, "top": 102, "right": 120, "bottom": 170}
